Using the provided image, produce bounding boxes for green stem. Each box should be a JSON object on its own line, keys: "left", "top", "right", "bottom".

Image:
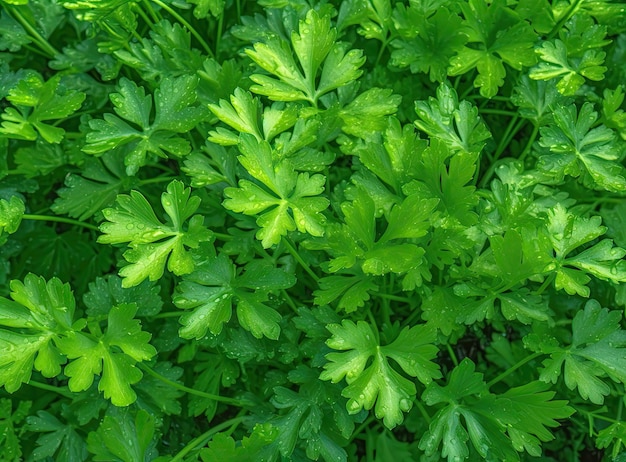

{"left": 281, "top": 289, "right": 299, "bottom": 314}
{"left": 374, "top": 292, "right": 413, "bottom": 303}
{"left": 5, "top": 5, "right": 59, "bottom": 57}
{"left": 446, "top": 343, "right": 459, "bottom": 367}
{"left": 150, "top": 0, "right": 215, "bottom": 58}
{"left": 348, "top": 416, "right": 376, "bottom": 443}
{"left": 487, "top": 352, "right": 542, "bottom": 388}
{"left": 152, "top": 311, "right": 182, "bottom": 319}
{"left": 283, "top": 238, "right": 319, "bottom": 283}
{"left": 415, "top": 399, "right": 432, "bottom": 425}
{"left": 577, "top": 409, "right": 622, "bottom": 425}
{"left": 518, "top": 123, "right": 539, "bottom": 163}
{"left": 142, "top": 0, "right": 161, "bottom": 23}
{"left": 22, "top": 214, "right": 100, "bottom": 231}
{"left": 139, "top": 364, "right": 252, "bottom": 406}
{"left": 139, "top": 176, "right": 176, "bottom": 185}
{"left": 212, "top": 232, "right": 233, "bottom": 242}
{"left": 169, "top": 415, "right": 246, "bottom": 462}
{"left": 479, "top": 109, "right": 519, "bottom": 117}
{"left": 493, "top": 116, "right": 524, "bottom": 162}
{"left": 27, "top": 380, "right": 74, "bottom": 398}
{"left": 547, "top": 0, "right": 583, "bottom": 40}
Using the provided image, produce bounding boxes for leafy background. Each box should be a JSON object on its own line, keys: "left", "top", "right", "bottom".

{"left": 1, "top": 0, "right": 626, "bottom": 460}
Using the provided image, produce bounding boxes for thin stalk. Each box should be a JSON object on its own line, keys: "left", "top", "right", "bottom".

{"left": 28, "top": 380, "right": 74, "bottom": 399}
{"left": 151, "top": 0, "right": 214, "bottom": 58}
{"left": 139, "top": 364, "right": 252, "bottom": 406}
{"left": 493, "top": 116, "right": 524, "bottom": 162}
{"left": 281, "top": 289, "right": 299, "bottom": 314}
{"left": 348, "top": 416, "right": 376, "bottom": 443}
{"left": 518, "top": 123, "right": 539, "bottom": 163}
{"left": 169, "top": 415, "right": 246, "bottom": 462}
{"left": 283, "top": 238, "right": 319, "bottom": 283}
{"left": 374, "top": 292, "right": 413, "bottom": 303}
{"left": 487, "top": 352, "right": 542, "bottom": 388}
{"left": 547, "top": 0, "right": 583, "bottom": 40}
{"left": 577, "top": 409, "right": 622, "bottom": 425}
{"left": 22, "top": 214, "right": 100, "bottom": 231}
{"left": 139, "top": 176, "right": 177, "bottom": 185}
{"left": 212, "top": 231, "right": 233, "bottom": 242}
{"left": 6, "top": 6, "right": 59, "bottom": 57}
{"left": 141, "top": 0, "right": 161, "bottom": 23}
{"left": 445, "top": 343, "right": 459, "bottom": 367}
{"left": 415, "top": 399, "right": 432, "bottom": 425}
{"left": 153, "top": 311, "right": 182, "bottom": 319}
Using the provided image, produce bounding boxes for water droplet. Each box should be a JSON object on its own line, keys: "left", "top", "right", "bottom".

{"left": 126, "top": 223, "right": 135, "bottom": 230}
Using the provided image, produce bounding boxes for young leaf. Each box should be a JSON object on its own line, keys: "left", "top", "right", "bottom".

{"left": 175, "top": 254, "right": 295, "bottom": 340}
{"left": 86, "top": 408, "right": 158, "bottom": 462}
{"left": 246, "top": 9, "right": 365, "bottom": 104}
{"left": 538, "top": 102, "right": 626, "bottom": 192}
{"left": 414, "top": 83, "right": 491, "bottom": 155}
{"left": 58, "top": 303, "right": 157, "bottom": 406}
{"left": 449, "top": 0, "right": 538, "bottom": 98}
{"left": 526, "top": 300, "right": 626, "bottom": 404}
{"left": 83, "top": 75, "right": 208, "bottom": 175}
{"left": 320, "top": 320, "right": 440, "bottom": 429}
{"left": 0, "top": 73, "right": 85, "bottom": 143}
{"left": 223, "top": 135, "right": 329, "bottom": 247}
{"left": 98, "top": 180, "right": 213, "bottom": 287}
{"left": 0, "top": 195, "right": 25, "bottom": 245}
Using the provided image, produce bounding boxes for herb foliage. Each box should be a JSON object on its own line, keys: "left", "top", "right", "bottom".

{"left": 1, "top": 0, "right": 626, "bottom": 460}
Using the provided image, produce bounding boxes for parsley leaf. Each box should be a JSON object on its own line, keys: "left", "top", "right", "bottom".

{"left": 98, "top": 180, "right": 213, "bottom": 287}
{"left": 320, "top": 320, "right": 440, "bottom": 429}
{"left": 449, "top": 0, "right": 538, "bottom": 98}
{"left": 175, "top": 254, "right": 295, "bottom": 340}
{"left": 0, "top": 73, "right": 85, "bottom": 143}
{"left": 246, "top": 9, "right": 365, "bottom": 105}
{"left": 223, "top": 134, "right": 329, "bottom": 248}
{"left": 83, "top": 75, "right": 208, "bottom": 176}
{"left": 414, "top": 83, "right": 491, "bottom": 155}
{"left": 526, "top": 300, "right": 626, "bottom": 404}
{"left": 537, "top": 102, "right": 626, "bottom": 192}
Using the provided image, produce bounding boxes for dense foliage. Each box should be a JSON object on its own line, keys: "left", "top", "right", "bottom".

{"left": 1, "top": 0, "right": 626, "bottom": 460}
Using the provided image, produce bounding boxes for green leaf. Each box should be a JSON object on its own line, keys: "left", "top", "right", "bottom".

{"left": 223, "top": 135, "right": 329, "bottom": 247}
{"left": 414, "top": 83, "right": 491, "bottom": 155}
{"left": 421, "top": 359, "right": 568, "bottom": 461}
{"left": 175, "top": 254, "right": 295, "bottom": 339}
{"left": 0, "top": 73, "right": 85, "bottom": 143}
{"left": 449, "top": 0, "right": 538, "bottom": 98}
{"left": 200, "top": 424, "right": 277, "bottom": 461}
{"left": 529, "top": 300, "right": 626, "bottom": 404}
{"left": 58, "top": 303, "right": 156, "bottom": 406}
{"left": 246, "top": 9, "right": 365, "bottom": 104}
{"left": 98, "top": 180, "right": 213, "bottom": 287}
{"left": 530, "top": 39, "right": 607, "bottom": 95}
{"left": 501, "top": 382, "right": 574, "bottom": 457}
{"left": 0, "top": 398, "right": 31, "bottom": 461}
{"left": 320, "top": 320, "right": 440, "bottom": 429}
{"left": 52, "top": 154, "right": 135, "bottom": 221}
{"left": 546, "top": 204, "right": 626, "bottom": 296}
{"left": 538, "top": 102, "right": 626, "bottom": 192}
{"left": 390, "top": 6, "right": 467, "bottom": 82}
{"left": 86, "top": 408, "right": 157, "bottom": 462}
{"left": 0, "top": 195, "right": 24, "bottom": 244}
{"left": 84, "top": 75, "right": 208, "bottom": 175}
{"left": 26, "top": 411, "right": 88, "bottom": 462}
{"left": 83, "top": 275, "right": 163, "bottom": 317}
